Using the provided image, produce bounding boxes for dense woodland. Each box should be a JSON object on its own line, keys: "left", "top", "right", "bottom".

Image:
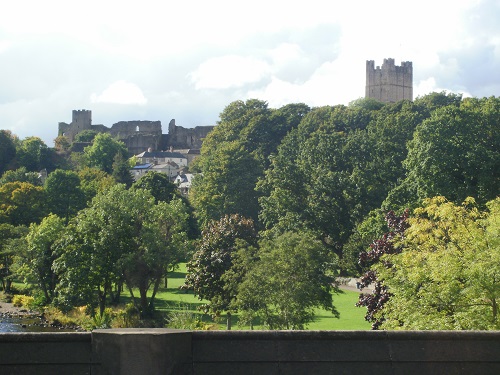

{"left": 0, "top": 92, "right": 499, "bottom": 330}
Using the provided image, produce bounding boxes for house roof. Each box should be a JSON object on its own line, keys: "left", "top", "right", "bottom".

{"left": 152, "top": 161, "right": 179, "bottom": 169}
{"left": 132, "top": 163, "right": 153, "bottom": 170}
{"left": 135, "top": 151, "right": 186, "bottom": 159}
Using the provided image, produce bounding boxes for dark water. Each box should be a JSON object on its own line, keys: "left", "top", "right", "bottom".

{"left": 0, "top": 316, "right": 74, "bottom": 332}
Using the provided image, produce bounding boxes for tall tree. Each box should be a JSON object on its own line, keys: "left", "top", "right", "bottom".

{"left": 258, "top": 105, "right": 376, "bottom": 260}
{"left": 55, "top": 185, "right": 190, "bottom": 317}
{"left": 112, "top": 152, "right": 134, "bottom": 188}
{"left": 190, "top": 141, "right": 262, "bottom": 227}
{"left": 19, "top": 214, "right": 65, "bottom": 303}
{"left": 388, "top": 97, "right": 500, "bottom": 208}
{"left": 236, "top": 231, "right": 339, "bottom": 329}
{"left": 184, "top": 214, "right": 257, "bottom": 329}
{"left": 0, "top": 223, "right": 28, "bottom": 292}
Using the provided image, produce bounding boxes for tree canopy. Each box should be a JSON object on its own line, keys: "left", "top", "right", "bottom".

{"left": 236, "top": 231, "right": 339, "bottom": 329}
{"left": 55, "top": 184, "right": 190, "bottom": 317}
{"left": 83, "top": 133, "right": 128, "bottom": 174}
{"left": 373, "top": 197, "right": 500, "bottom": 330}
{"left": 184, "top": 214, "right": 257, "bottom": 328}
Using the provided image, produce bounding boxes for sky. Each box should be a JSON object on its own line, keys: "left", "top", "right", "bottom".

{"left": 1, "top": 0, "right": 499, "bottom": 146}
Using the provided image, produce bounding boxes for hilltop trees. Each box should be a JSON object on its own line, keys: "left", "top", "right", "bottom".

{"left": 44, "top": 169, "right": 86, "bottom": 224}
{"left": 0, "top": 130, "right": 16, "bottom": 174}
{"left": 190, "top": 99, "right": 310, "bottom": 228}
{"left": 17, "top": 137, "right": 52, "bottom": 172}
{"left": 84, "top": 133, "right": 128, "bottom": 174}
{"left": 397, "top": 97, "right": 500, "bottom": 207}
{"left": 0, "top": 182, "right": 46, "bottom": 226}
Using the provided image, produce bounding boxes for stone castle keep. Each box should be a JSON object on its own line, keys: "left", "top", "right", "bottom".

{"left": 366, "top": 58, "right": 413, "bottom": 103}
{"left": 58, "top": 110, "right": 214, "bottom": 155}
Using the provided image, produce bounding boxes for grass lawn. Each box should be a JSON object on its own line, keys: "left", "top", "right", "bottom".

{"left": 145, "top": 263, "right": 371, "bottom": 330}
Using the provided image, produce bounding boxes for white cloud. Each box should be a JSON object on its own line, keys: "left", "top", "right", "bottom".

{"left": 189, "top": 56, "right": 271, "bottom": 90}
{"left": 1, "top": 0, "right": 499, "bottom": 146}
{"left": 91, "top": 81, "right": 147, "bottom": 105}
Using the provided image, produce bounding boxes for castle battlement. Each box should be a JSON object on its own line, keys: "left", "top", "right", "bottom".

{"left": 58, "top": 110, "right": 214, "bottom": 155}
{"left": 366, "top": 58, "right": 413, "bottom": 103}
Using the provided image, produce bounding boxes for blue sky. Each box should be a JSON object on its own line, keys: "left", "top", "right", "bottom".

{"left": 1, "top": 0, "right": 499, "bottom": 145}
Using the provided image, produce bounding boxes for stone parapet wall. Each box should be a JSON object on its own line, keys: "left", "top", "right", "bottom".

{"left": 0, "top": 332, "right": 91, "bottom": 375}
{"left": 1, "top": 330, "right": 499, "bottom": 375}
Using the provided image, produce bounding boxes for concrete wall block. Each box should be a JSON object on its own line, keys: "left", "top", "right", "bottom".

{"left": 193, "top": 362, "right": 280, "bottom": 375}
{"left": 386, "top": 331, "right": 500, "bottom": 362}
{"left": 193, "top": 339, "right": 278, "bottom": 362}
{"left": 0, "top": 333, "right": 91, "bottom": 364}
{"left": 277, "top": 362, "right": 394, "bottom": 375}
{"left": 0, "top": 364, "right": 90, "bottom": 375}
{"left": 91, "top": 328, "right": 192, "bottom": 375}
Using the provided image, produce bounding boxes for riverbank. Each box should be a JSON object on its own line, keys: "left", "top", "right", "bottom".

{"left": 0, "top": 301, "right": 83, "bottom": 332}
{"left": 0, "top": 300, "right": 39, "bottom": 317}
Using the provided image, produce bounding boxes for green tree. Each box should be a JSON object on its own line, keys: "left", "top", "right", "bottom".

{"left": 45, "top": 169, "right": 86, "bottom": 224}
{"left": 0, "top": 182, "right": 46, "bottom": 226}
{"left": 131, "top": 172, "right": 179, "bottom": 203}
{"left": 388, "top": 97, "right": 500, "bottom": 208}
{"left": 184, "top": 214, "right": 257, "bottom": 329}
{"left": 0, "top": 223, "right": 28, "bottom": 292}
{"left": 73, "top": 130, "right": 98, "bottom": 143}
{"left": 0, "top": 167, "right": 42, "bottom": 186}
{"left": 131, "top": 172, "right": 200, "bottom": 242}
{"left": 236, "top": 231, "right": 339, "bottom": 329}
{"left": 84, "top": 133, "right": 128, "bottom": 174}
{"left": 192, "top": 100, "right": 309, "bottom": 228}
{"left": 0, "top": 130, "right": 17, "bottom": 174}
{"left": 16, "top": 136, "right": 52, "bottom": 172}
{"left": 258, "top": 105, "right": 376, "bottom": 260}
{"left": 77, "top": 167, "right": 115, "bottom": 203}
{"left": 19, "top": 214, "right": 65, "bottom": 303}
{"left": 53, "top": 135, "right": 71, "bottom": 152}
{"left": 112, "top": 152, "right": 134, "bottom": 187}
{"left": 375, "top": 197, "right": 500, "bottom": 330}
{"left": 190, "top": 141, "right": 262, "bottom": 227}
{"left": 55, "top": 185, "right": 190, "bottom": 317}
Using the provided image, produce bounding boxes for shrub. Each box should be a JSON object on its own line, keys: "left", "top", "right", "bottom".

{"left": 12, "top": 294, "right": 34, "bottom": 308}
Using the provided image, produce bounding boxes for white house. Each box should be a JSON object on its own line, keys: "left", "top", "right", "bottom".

{"left": 174, "top": 173, "right": 197, "bottom": 196}
{"left": 135, "top": 150, "right": 187, "bottom": 168}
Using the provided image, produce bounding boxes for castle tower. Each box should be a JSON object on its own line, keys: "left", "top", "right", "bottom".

{"left": 365, "top": 58, "right": 413, "bottom": 103}
{"left": 72, "top": 109, "right": 92, "bottom": 132}
{"left": 59, "top": 110, "right": 92, "bottom": 142}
